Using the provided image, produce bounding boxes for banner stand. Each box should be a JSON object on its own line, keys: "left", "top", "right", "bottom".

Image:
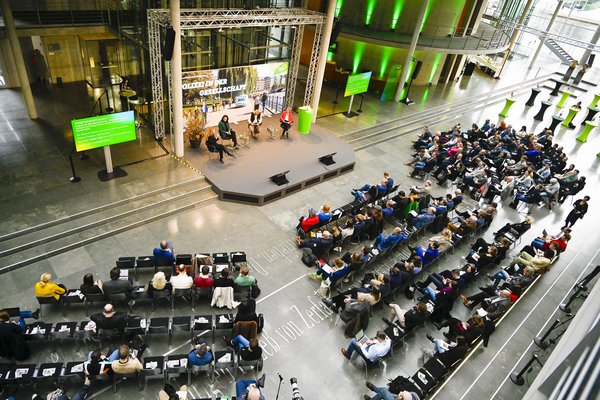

{"left": 343, "top": 95, "right": 359, "bottom": 118}
{"left": 97, "top": 146, "right": 127, "bottom": 182}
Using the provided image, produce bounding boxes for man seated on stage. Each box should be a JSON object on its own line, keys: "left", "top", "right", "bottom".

{"left": 247, "top": 109, "right": 263, "bottom": 138}
{"left": 218, "top": 115, "right": 239, "bottom": 148}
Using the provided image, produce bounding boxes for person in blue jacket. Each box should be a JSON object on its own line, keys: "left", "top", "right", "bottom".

{"left": 372, "top": 227, "right": 408, "bottom": 252}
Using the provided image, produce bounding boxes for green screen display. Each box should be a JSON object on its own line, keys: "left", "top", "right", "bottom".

{"left": 344, "top": 71, "right": 372, "bottom": 97}
{"left": 72, "top": 111, "right": 136, "bottom": 152}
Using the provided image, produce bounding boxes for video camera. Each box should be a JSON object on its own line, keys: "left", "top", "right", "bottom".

{"left": 290, "top": 377, "right": 303, "bottom": 400}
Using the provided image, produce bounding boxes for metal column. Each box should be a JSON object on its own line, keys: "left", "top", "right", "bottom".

{"left": 284, "top": 25, "right": 305, "bottom": 110}
{"left": 171, "top": 0, "right": 184, "bottom": 157}
{"left": 148, "top": 14, "right": 165, "bottom": 140}
{"left": 579, "top": 24, "right": 600, "bottom": 66}
{"left": 528, "top": 0, "right": 564, "bottom": 69}
{"left": 394, "top": 0, "right": 429, "bottom": 102}
{"left": 310, "top": 0, "right": 336, "bottom": 121}
{"left": 0, "top": 0, "right": 38, "bottom": 119}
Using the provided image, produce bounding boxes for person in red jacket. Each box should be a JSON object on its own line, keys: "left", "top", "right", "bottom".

{"left": 297, "top": 208, "right": 320, "bottom": 236}
{"left": 280, "top": 107, "right": 293, "bottom": 139}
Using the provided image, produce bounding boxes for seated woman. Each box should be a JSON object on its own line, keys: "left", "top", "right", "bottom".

{"left": 35, "top": 273, "right": 66, "bottom": 301}
{"left": 206, "top": 128, "right": 235, "bottom": 164}
{"left": 339, "top": 219, "right": 355, "bottom": 241}
{"left": 440, "top": 314, "right": 485, "bottom": 343}
{"left": 324, "top": 286, "right": 381, "bottom": 312}
{"left": 383, "top": 302, "right": 429, "bottom": 331}
{"left": 486, "top": 265, "right": 536, "bottom": 289}
{"left": 147, "top": 271, "right": 172, "bottom": 298}
{"left": 310, "top": 258, "right": 348, "bottom": 285}
{"left": 225, "top": 336, "right": 263, "bottom": 361}
{"left": 512, "top": 242, "right": 559, "bottom": 273}
{"left": 193, "top": 265, "right": 214, "bottom": 289}
{"left": 218, "top": 115, "right": 238, "bottom": 148}
{"left": 317, "top": 203, "right": 332, "bottom": 222}
{"left": 531, "top": 232, "right": 570, "bottom": 253}
{"left": 464, "top": 244, "right": 497, "bottom": 270}
{"left": 296, "top": 208, "right": 320, "bottom": 235}
{"left": 234, "top": 266, "right": 257, "bottom": 287}
{"left": 429, "top": 228, "right": 454, "bottom": 253}
{"left": 422, "top": 335, "right": 468, "bottom": 367}
{"left": 419, "top": 277, "right": 458, "bottom": 302}
{"left": 80, "top": 273, "right": 103, "bottom": 295}
{"left": 214, "top": 268, "right": 235, "bottom": 288}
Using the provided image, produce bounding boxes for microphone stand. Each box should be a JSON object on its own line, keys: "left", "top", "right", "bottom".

{"left": 275, "top": 373, "right": 284, "bottom": 400}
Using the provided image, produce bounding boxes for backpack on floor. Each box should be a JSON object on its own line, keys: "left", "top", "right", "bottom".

{"left": 301, "top": 251, "right": 318, "bottom": 267}
{"left": 387, "top": 375, "right": 411, "bottom": 394}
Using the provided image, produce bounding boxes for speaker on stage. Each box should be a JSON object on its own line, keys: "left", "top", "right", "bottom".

{"left": 319, "top": 152, "right": 337, "bottom": 166}
{"left": 163, "top": 26, "right": 176, "bottom": 61}
{"left": 270, "top": 170, "right": 290, "bottom": 186}
{"left": 412, "top": 61, "right": 423, "bottom": 80}
{"left": 588, "top": 54, "right": 595, "bottom": 67}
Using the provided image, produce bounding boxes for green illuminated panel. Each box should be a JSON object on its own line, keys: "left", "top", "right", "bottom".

{"left": 429, "top": 53, "right": 443, "bottom": 83}
{"left": 379, "top": 47, "right": 393, "bottom": 79}
{"left": 352, "top": 41, "right": 366, "bottom": 73}
{"left": 327, "top": 51, "right": 334, "bottom": 62}
{"left": 335, "top": 0, "right": 344, "bottom": 18}
{"left": 391, "top": 0, "right": 405, "bottom": 30}
{"left": 365, "top": 0, "right": 377, "bottom": 25}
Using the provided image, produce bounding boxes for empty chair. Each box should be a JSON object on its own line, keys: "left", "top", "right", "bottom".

{"left": 50, "top": 322, "right": 77, "bottom": 352}
{"left": 151, "top": 288, "right": 172, "bottom": 311}
{"left": 171, "top": 316, "right": 192, "bottom": 344}
{"left": 141, "top": 356, "right": 164, "bottom": 390}
{"left": 172, "top": 288, "right": 195, "bottom": 311}
{"left": 24, "top": 322, "right": 52, "bottom": 341}
{"left": 145, "top": 317, "right": 169, "bottom": 345}
{"left": 36, "top": 296, "right": 63, "bottom": 318}
{"left": 233, "top": 284, "right": 252, "bottom": 302}
{"left": 112, "top": 370, "right": 142, "bottom": 393}
{"left": 230, "top": 251, "right": 247, "bottom": 271}
{"left": 165, "top": 353, "right": 189, "bottom": 382}
{"left": 62, "top": 289, "right": 84, "bottom": 317}
{"left": 176, "top": 254, "right": 193, "bottom": 266}
{"left": 236, "top": 353, "right": 262, "bottom": 379}
{"left": 97, "top": 328, "right": 124, "bottom": 347}
{"left": 213, "top": 349, "right": 236, "bottom": 381}
{"left": 116, "top": 257, "right": 136, "bottom": 269}
{"left": 213, "top": 253, "right": 230, "bottom": 273}
{"left": 194, "top": 286, "right": 213, "bottom": 302}
{"left": 213, "top": 313, "right": 234, "bottom": 343}
{"left": 62, "top": 361, "right": 86, "bottom": 383}
{"left": 35, "top": 362, "right": 63, "bottom": 388}
{"left": 135, "top": 256, "right": 156, "bottom": 280}
{"left": 124, "top": 317, "right": 146, "bottom": 337}
{"left": 192, "top": 314, "right": 214, "bottom": 338}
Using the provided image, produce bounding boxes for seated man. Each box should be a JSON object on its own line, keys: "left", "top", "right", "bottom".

{"left": 188, "top": 343, "right": 213, "bottom": 366}
{"left": 341, "top": 331, "right": 391, "bottom": 363}
{"left": 372, "top": 227, "right": 408, "bottom": 253}
{"left": 323, "top": 291, "right": 372, "bottom": 316}
{"left": 423, "top": 335, "right": 468, "bottom": 367}
{"left": 409, "top": 240, "right": 440, "bottom": 266}
{"left": 447, "top": 215, "right": 478, "bottom": 236}
{"left": 111, "top": 344, "right": 143, "bottom": 374}
{"left": 461, "top": 289, "right": 514, "bottom": 320}
{"left": 408, "top": 207, "right": 436, "bottom": 230}
{"left": 352, "top": 179, "right": 388, "bottom": 202}
{"left": 91, "top": 304, "right": 128, "bottom": 333}
{"left": 153, "top": 240, "right": 176, "bottom": 266}
{"left": 236, "top": 374, "right": 266, "bottom": 400}
{"left": 296, "top": 231, "right": 333, "bottom": 260}
{"left": 364, "top": 384, "right": 419, "bottom": 400}
{"left": 512, "top": 243, "right": 558, "bottom": 273}
{"left": 0, "top": 310, "right": 30, "bottom": 361}
{"left": 193, "top": 265, "right": 214, "bottom": 289}
{"left": 170, "top": 265, "right": 193, "bottom": 290}
{"left": 103, "top": 267, "right": 134, "bottom": 301}
{"left": 486, "top": 265, "right": 535, "bottom": 289}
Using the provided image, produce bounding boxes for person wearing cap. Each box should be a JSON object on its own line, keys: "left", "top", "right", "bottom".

{"left": 363, "top": 382, "right": 420, "bottom": 400}
{"left": 34, "top": 273, "right": 66, "bottom": 301}
{"left": 372, "top": 227, "right": 408, "bottom": 253}
{"left": 90, "top": 304, "right": 128, "bottom": 332}
{"left": 296, "top": 231, "right": 333, "bottom": 259}
{"left": 341, "top": 330, "right": 391, "bottom": 363}
{"left": 188, "top": 342, "right": 213, "bottom": 366}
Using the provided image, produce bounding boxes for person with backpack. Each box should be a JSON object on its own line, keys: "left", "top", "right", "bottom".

{"left": 363, "top": 381, "right": 420, "bottom": 400}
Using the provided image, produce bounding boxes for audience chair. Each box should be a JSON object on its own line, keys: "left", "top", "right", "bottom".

{"left": 105, "top": 293, "right": 133, "bottom": 313}
{"left": 165, "top": 353, "right": 190, "bottom": 382}
{"left": 233, "top": 284, "right": 252, "bottom": 302}
{"left": 230, "top": 251, "right": 247, "bottom": 271}
{"left": 4, "top": 364, "right": 36, "bottom": 386}
{"left": 170, "top": 315, "right": 192, "bottom": 344}
{"left": 176, "top": 254, "right": 193, "bottom": 266}
{"left": 194, "top": 286, "right": 213, "bottom": 302}
{"left": 97, "top": 328, "right": 124, "bottom": 348}
{"left": 213, "top": 313, "right": 234, "bottom": 343}
{"left": 112, "top": 370, "right": 142, "bottom": 393}
{"left": 84, "top": 293, "right": 106, "bottom": 315}
{"left": 62, "top": 289, "right": 84, "bottom": 317}
{"left": 235, "top": 354, "right": 262, "bottom": 379}
{"left": 135, "top": 256, "right": 156, "bottom": 280}
{"left": 192, "top": 314, "right": 214, "bottom": 340}
{"left": 146, "top": 317, "right": 169, "bottom": 345}
{"left": 36, "top": 296, "right": 63, "bottom": 318}
{"left": 124, "top": 317, "right": 146, "bottom": 337}
{"left": 34, "top": 362, "right": 63, "bottom": 390}
{"left": 141, "top": 356, "right": 164, "bottom": 390}
{"left": 24, "top": 322, "right": 52, "bottom": 342}
{"left": 172, "top": 288, "right": 195, "bottom": 311}
{"left": 116, "top": 256, "right": 136, "bottom": 269}
{"left": 151, "top": 289, "right": 172, "bottom": 311}
{"left": 62, "top": 361, "right": 86, "bottom": 384}
{"left": 355, "top": 347, "right": 392, "bottom": 379}
{"left": 50, "top": 321, "right": 77, "bottom": 352}
{"left": 213, "top": 349, "right": 236, "bottom": 381}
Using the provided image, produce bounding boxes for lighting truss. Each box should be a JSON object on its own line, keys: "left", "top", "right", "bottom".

{"left": 148, "top": 8, "right": 325, "bottom": 139}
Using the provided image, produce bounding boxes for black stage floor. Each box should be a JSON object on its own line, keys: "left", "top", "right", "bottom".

{"left": 184, "top": 114, "right": 355, "bottom": 205}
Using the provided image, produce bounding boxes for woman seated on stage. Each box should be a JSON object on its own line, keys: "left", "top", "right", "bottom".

{"left": 280, "top": 106, "right": 293, "bottom": 139}
{"left": 218, "top": 115, "right": 239, "bottom": 148}
{"left": 206, "top": 128, "right": 235, "bottom": 164}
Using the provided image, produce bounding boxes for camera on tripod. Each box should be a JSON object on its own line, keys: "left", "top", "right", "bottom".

{"left": 290, "top": 377, "right": 303, "bottom": 400}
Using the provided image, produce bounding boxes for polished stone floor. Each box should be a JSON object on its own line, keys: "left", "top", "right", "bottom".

{"left": 0, "top": 50, "right": 599, "bottom": 400}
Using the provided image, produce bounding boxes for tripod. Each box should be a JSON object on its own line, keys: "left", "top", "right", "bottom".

{"left": 275, "top": 373, "right": 284, "bottom": 400}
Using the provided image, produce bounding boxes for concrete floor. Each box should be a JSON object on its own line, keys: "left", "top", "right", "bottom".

{"left": 0, "top": 50, "right": 599, "bottom": 400}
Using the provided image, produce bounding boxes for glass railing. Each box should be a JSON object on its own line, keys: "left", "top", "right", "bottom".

{"left": 340, "top": 22, "right": 513, "bottom": 52}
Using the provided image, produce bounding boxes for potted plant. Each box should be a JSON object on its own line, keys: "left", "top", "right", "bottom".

{"left": 185, "top": 112, "right": 207, "bottom": 148}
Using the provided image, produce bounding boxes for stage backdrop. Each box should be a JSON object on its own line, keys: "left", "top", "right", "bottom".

{"left": 182, "top": 62, "right": 289, "bottom": 135}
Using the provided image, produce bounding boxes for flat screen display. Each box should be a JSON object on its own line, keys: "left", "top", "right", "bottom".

{"left": 72, "top": 111, "right": 136, "bottom": 152}
{"left": 344, "top": 71, "right": 372, "bottom": 97}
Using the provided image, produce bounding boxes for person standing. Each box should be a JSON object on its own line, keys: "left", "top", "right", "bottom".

{"left": 563, "top": 196, "right": 590, "bottom": 229}
{"left": 261, "top": 92, "right": 268, "bottom": 112}
{"left": 279, "top": 107, "right": 293, "bottom": 139}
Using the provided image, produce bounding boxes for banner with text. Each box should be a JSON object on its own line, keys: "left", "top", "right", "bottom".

{"left": 182, "top": 62, "right": 289, "bottom": 133}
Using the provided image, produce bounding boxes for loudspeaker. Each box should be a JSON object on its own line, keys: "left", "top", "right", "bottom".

{"left": 269, "top": 170, "right": 290, "bottom": 186}
{"left": 329, "top": 19, "right": 342, "bottom": 47}
{"left": 163, "top": 26, "right": 176, "bottom": 61}
{"left": 412, "top": 61, "right": 423, "bottom": 80}
{"left": 319, "top": 152, "right": 337, "bottom": 166}
{"left": 588, "top": 54, "right": 595, "bottom": 67}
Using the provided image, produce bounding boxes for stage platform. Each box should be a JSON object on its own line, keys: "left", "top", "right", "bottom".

{"left": 183, "top": 115, "right": 355, "bottom": 206}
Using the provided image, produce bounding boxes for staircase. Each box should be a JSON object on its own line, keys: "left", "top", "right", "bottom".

{"left": 544, "top": 38, "right": 575, "bottom": 64}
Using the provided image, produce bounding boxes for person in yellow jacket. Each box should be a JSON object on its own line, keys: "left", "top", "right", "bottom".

{"left": 35, "top": 272, "right": 66, "bottom": 300}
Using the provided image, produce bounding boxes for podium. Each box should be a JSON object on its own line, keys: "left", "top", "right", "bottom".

{"left": 499, "top": 97, "right": 517, "bottom": 117}
{"left": 582, "top": 106, "right": 599, "bottom": 125}
{"left": 556, "top": 91, "right": 573, "bottom": 109}
{"left": 525, "top": 88, "right": 541, "bottom": 107}
{"left": 562, "top": 106, "right": 580, "bottom": 129}
{"left": 577, "top": 121, "right": 597, "bottom": 143}
{"left": 534, "top": 101, "right": 552, "bottom": 121}
{"left": 549, "top": 115, "right": 564, "bottom": 133}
